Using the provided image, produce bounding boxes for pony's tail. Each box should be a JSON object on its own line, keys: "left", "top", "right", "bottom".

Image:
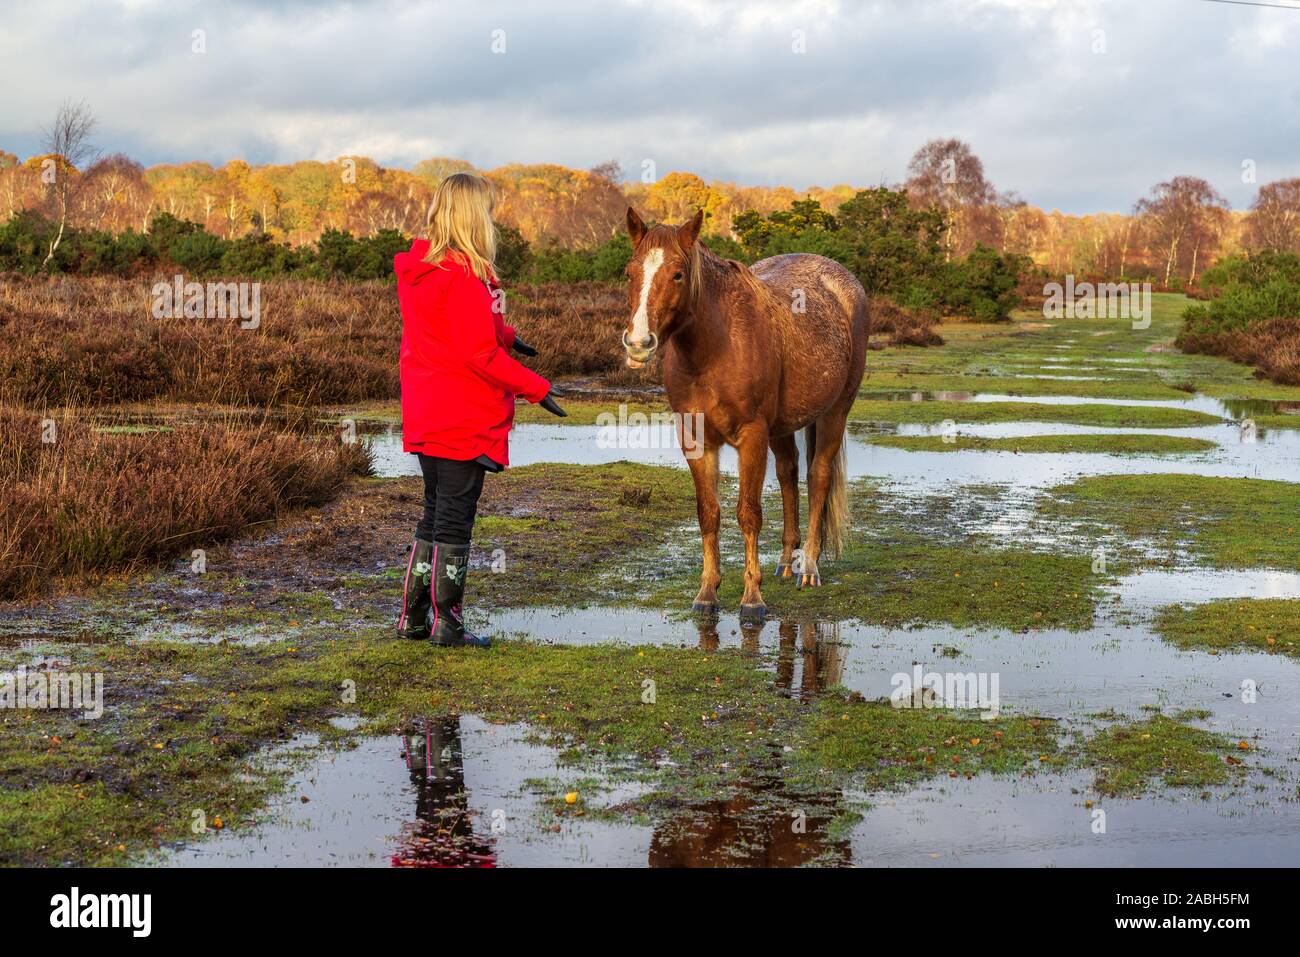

{"left": 805, "top": 424, "right": 850, "bottom": 560}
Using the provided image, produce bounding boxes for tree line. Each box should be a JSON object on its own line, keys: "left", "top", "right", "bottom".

{"left": 5, "top": 103, "right": 1300, "bottom": 290}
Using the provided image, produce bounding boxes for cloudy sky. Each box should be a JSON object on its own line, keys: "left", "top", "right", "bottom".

{"left": 3, "top": 0, "right": 1299, "bottom": 213}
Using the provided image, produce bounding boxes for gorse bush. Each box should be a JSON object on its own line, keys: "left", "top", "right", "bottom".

{"left": 0, "top": 211, "right": 413, "bottom": 281}
{"left": 1177, "top": 251, "right": 1300, "bottom": 385}
{"left": 732, "top": 189, "right": 1027, "bottom": 321}
{"left": 1181, "top": 251, "right": 1300, "bottom": 332}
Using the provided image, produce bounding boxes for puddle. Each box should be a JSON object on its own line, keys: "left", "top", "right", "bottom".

{"left": 160, "top": 713, "right": 852, "bottom": 867}
{"left": 366, "top": 418, "right": 1300, "bottom": 495}
{"left": 159, "top": 592, "right": 1300, "bottom": 867}
{"left": 1111, "top": 568, "right": 1300, "bottom": 611}
{"left": 845, "top": 769, "right": 1300, "bottom": 866}
{"left": 480, "top": 590, "right": 1300, "bottom": 740}
{"left": 491, "top": 608, "right": 844, "bottom": 699}
{"left": 163, "top": 715, "right": 655, "bottom": 867}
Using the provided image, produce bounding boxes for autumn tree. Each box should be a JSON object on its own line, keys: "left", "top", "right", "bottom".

{"left": 490, "top": 163, "right": 625, "bottom": 246}
{"left": 80, "top": 154, "right": 150, "bottom": 232}
{"left": 589, "top": 160, "right": 623, "bottom": 184}
{"left": 1245, "top": 178, "right": 1300, "bottom": 253}
{"left": 904, "top": 138, "right": 996, "bottom": 260}
{"left": 1134, "top": 176, "right": 1229, "bottom": 285}
{"left": 412, "top": 157, "right": 476, "bottom": 189}
{"left": 40, "top": 100, "right": 98, "bottom": 265}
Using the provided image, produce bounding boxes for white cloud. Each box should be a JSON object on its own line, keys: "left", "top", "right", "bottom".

{"left": 2, "top": 0, "right": 1298, "bottom": 212}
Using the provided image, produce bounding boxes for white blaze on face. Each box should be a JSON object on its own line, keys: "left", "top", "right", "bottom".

{"left": 629, "top": 247, "right": 664, "bottom": 345}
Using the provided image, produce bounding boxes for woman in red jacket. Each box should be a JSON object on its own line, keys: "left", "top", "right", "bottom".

{"left": 395, "top": 172, "right": 565, "bottom": 647}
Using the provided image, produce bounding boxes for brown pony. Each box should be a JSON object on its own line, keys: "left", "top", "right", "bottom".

{"left": 623, "top": 207, "right": 868, "bottom": 618}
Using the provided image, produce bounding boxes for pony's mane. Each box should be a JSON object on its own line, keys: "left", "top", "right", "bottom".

{"left": 641, "top": 225, "right": 769, "bottom": 312}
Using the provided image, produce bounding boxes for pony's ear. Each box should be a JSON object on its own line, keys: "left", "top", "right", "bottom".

{"left": 626, "top": 207, "right": 647, "bottom": 245}
{"left": 678, "top": 208, "right": 704, "bottom": 250}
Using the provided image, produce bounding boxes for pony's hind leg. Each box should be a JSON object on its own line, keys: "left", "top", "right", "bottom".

{"left": 801, "top": 400, "right": 853, "bottom": 589}
{"left": 686, "top": 444, "right": 722, "bottom": 613}
{"left": 770, "top": 433, "right": 801, "bottom": 578}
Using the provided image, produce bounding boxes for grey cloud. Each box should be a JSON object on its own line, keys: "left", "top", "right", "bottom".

{"left": 2, "top": 0, "right": 1299, "bottom": 213}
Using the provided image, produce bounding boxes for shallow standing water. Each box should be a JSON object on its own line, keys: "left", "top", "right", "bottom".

{"left": 155, "top": 385, "right": 1300, "bottom": 867}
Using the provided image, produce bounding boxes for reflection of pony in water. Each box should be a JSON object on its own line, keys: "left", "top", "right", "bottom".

{"left": 621, "top": 208, "right": 868, "bottom": 620}
{"left": 695, "top": 615, "right": 845, "bottom": 699}
{"left": 775, "top": 619, "right": 844, "bottom": 699}
{"left": 392, "top": 715, "right": 496, "bottom": 868}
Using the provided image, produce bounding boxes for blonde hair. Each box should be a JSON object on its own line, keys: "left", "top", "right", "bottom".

{"left": 422, "top": 171, "right": 498, "bottom": 282}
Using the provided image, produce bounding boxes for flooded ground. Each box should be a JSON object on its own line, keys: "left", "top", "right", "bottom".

{"left": 5, "top": 298, "right": 1300, "bottom": 867}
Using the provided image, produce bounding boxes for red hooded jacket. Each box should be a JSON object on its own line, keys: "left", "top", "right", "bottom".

{"left": 396, "top": 239, "right": 550, "bottom": 465}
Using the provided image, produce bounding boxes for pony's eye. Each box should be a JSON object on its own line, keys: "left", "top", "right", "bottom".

{"left": 673, "top": 271, "right": 684, "bottom": 282}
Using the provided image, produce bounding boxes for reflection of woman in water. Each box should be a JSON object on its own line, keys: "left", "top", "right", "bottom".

{"left": 392, "top": 715, "right": 496, "bottom": 868}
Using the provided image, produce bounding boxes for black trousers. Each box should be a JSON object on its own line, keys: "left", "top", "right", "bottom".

{"left": 414, "top": 454, "right": 486, "bottom": 546}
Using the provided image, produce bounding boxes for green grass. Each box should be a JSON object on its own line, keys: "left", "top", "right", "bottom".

{"left": 1083, "top": 715, "right": 1248, "bottom": 796}
{"left": 796, "top": 695, "right": 1061, "bottom": 791}
{"left": 642, "top": 530, "right": 1104, "bottom": 631}
{"left": 858, "top": 371, "right": 1190, "bottom": 401}
{"left": 1245, "top": 413, "right": 1300, "bottom": 431}
{"left": 469, "top": 462, "right": 702, "bottom": 606}
{"left": 849, "top": 399, "right": 1223, "bottom": 429}
{"left": 867, "top": 433, "right": 1217, "bottom": 456}
{"left": 511, "top": 397, "right": 670, "bottom": 426}
{"left": 1156, "top": 599, "right": 1300, "bottom": 658}
{"left": 1039, "top": 474, "right": 1300, "bottom": 569}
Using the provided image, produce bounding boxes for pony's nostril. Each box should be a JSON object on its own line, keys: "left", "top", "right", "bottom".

{"left": 622, "top": 330, "right": 658, "bottom": 353}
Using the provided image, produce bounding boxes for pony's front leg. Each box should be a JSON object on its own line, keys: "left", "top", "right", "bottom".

{"left": 686, "top": 445, "right": 722, "bottom": 613}
{"left": 736, "top": 422, "right": 769, "bottom": 619}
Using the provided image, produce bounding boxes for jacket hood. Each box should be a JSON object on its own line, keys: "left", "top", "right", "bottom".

{"left": 393, "top": 239, "right": 440, "bottom": 286}
{"left": 394, "top": 240, "right": 497, "bottom": 287}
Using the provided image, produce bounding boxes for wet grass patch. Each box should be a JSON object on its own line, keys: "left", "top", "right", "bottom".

{"left": 868, "top": 433, "right": 1217, "bottom": 456}
{"left": 511, "top": 397, "right": 671, "bottom": 426}
{"left": 849, "top": 399, "right": 1222, "bottom": 429}
{"left": 858, "top": 371, "right": 1190, "bottom": 401}
{"left": 1039, "top": 474, "right": 1300, "bottom": 570}
{"left": 1082, "top": 715, "right": 1250, "bottom": 797}
{"left": 1155, "top": 599, "right": 1300, "bottom": 658}
{"left": 795, "top": 694, "right": 1061, "bottom": 792}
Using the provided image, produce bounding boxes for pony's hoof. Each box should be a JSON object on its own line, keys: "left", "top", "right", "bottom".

{"left": 775, "top": 562, "right": 794, "bottom": 579}
{"left": 692, "top": 600, "right": 720, "bottom": 614}
{"left": 739, "top": 602, "right": 767, "bottom": 621}
{"left": 797, "top": 572, "right": 822, "bottom": 589}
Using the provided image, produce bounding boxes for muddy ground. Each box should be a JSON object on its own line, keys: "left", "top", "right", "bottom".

{"left": 3, "top": 292, "right": 1300, "bottom": 867}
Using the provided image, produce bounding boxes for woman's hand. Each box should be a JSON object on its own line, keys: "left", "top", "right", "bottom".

{"left": 512, "top": 336, "right": 539, "bottom": 357}
{"left": 538, "top": 385, "right": 567, "bottom": 417}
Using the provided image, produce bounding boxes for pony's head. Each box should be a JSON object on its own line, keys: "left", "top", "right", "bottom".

{"left": 622, "top": 207, "right": 704, "bottom": 368}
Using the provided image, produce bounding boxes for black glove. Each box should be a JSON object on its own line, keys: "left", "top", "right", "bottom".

{"left": 512, "top": 336, "right": 538, "bottom": 358}
{"left": 539, "top": 387, "right": 567, "bottom": 418}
